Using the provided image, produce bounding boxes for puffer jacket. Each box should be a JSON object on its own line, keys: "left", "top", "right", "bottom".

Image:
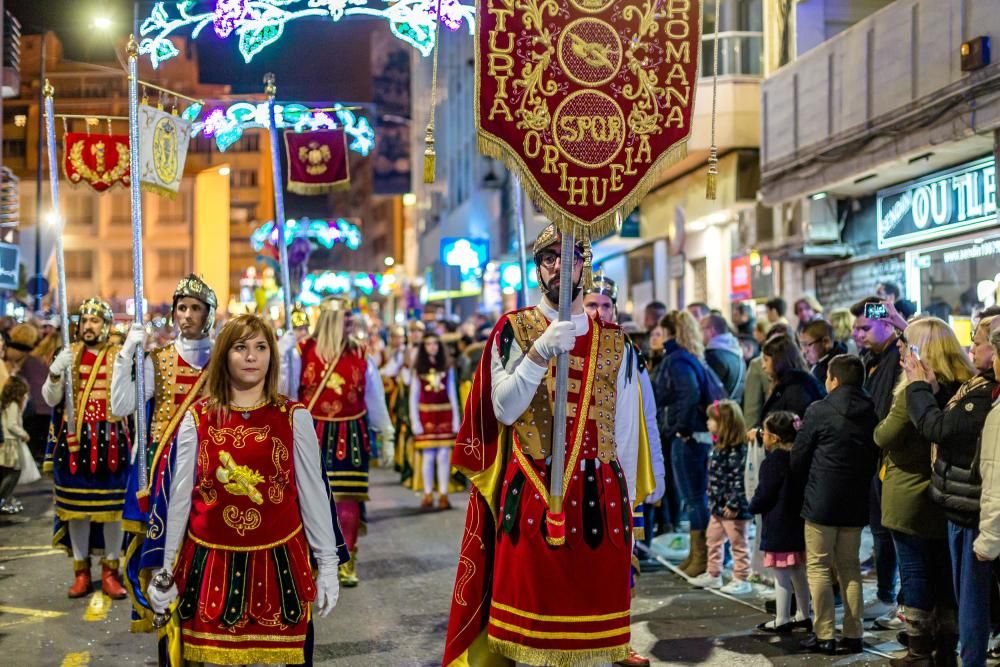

{"left": 907, "top": 370, "right": 998, "bottom": 528}
{"left": 652, "top": 339, "right": 707, "bottom": 438}
{"left": 975, "top": 395, "right": 1000, "bottom": 559}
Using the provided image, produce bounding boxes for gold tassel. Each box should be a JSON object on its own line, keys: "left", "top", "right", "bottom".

{"left": 423, "top": 0, "right": 443, "bottom": 184}
{"left": 582, "top": 238, "right": 594, "bottom": 291}
{"left": 706, "top": 146, "right": 718, "bottom": 200}
{"left": 423, "top": 127, "right": 436, "bottom": 184}
{"left": 706, "top": 0, "right": 720, "bottom": 200}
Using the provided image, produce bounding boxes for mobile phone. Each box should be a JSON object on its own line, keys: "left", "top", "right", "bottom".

{"left": 864, "top": 302, "right": 888, "bottom": 320}
{"left": 909, "top": 344, "right": 921, "bottom": 361}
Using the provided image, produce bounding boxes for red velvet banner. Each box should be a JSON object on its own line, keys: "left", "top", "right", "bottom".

{"left": 476, "top": 0, "right": 701, "bottom": 237}
{"left": 284, "top": 129, "right": 350, "bottom": 195}
{"left": 63, "top": 132, "right": 131, "bottom": 192}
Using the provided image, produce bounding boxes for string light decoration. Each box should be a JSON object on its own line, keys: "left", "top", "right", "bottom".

{"left": 251, "top": 217, "right": 363, "bottom": 252}
{"left": 191, "top": 101, "right": 374, "bottom": 155}
{"left": 139, "top": 0, "right": 475, "bottom": 68}
{"left": 299, "top": 271, "right": 388, "bottom": 304}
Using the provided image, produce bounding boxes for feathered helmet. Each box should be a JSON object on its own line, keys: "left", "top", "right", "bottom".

{"left": 586, "top": 272, "right": 618, "bottom": 303}
{"left": 173, "top": 274, "right": 218, "bottom": 337}
{"left": 78, "top": 298, "right": 114, "bottom": 343}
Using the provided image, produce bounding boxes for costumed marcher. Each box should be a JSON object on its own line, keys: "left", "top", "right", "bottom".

{"left": 442, "top": 224, "right": 641, "bottom": 666}
{"left": 286, "top": 296, "right": 394, "bottom": 588}
{"left": 380, "top": 325, "right": 411, "bottom": 475}
{"left": 111, "top": 275, "right": 217, "bottom": 630}
{"left": 143, "top": 314, "right": 340, "bottom": 665}
{"left": 42, "top": 298, "right": 130, "bottom": 599}
{"left": 409, "top": 332, "right": 461, "bottom": 510}
{"left": 584, "top": 273, "right": 666, "bottom": 667}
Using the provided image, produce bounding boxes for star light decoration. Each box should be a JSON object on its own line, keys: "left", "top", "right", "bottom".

{"left": 251, "top": 217, "right": 363, "bottom": 252}
{"left": 139, "top": 0, "right": 475, "bottom": 69}
{"left": 191, "top": 101, "right": 374, "bottom": 155}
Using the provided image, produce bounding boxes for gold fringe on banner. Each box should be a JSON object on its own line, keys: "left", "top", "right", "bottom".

{"left": 582, "top": 238, "right": 594, "bottom": 291}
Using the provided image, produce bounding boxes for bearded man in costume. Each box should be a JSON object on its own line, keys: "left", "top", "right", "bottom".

{"left": 442, "top": 224, "right": 641, "bottom": 666}
{"left": 584, "top": 274, "right": 666, "bottom": 667}
{"left": 43, "top": 298, "right": 130, "bottom": 599}
{"left": 111, "top": 275, "right": 217, "bottom": 629}
{"left": 283, "top": 296, "right": 394, "bottom": 587}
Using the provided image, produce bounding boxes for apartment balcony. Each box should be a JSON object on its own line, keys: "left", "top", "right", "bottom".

{"left": 2, "top": 11, "right": 20, "bottom": 99}
{"left": 760, "top": 0, "right": 1000, "bottom": 204}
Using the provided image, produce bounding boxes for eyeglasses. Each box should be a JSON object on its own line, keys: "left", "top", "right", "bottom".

{"left": 536, "top": 250, "right": 584, "bottom": 269}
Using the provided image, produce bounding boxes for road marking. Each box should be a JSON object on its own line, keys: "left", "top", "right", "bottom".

{"left": 61, "top": 652, "right": 90, "bottom": 667}
{"left": 83, "top": 593, "right": 112, "bottom": 622}
{"left": 0, "top": 605, "right": 67, "bottom": 629}
{"left": 0, "top": 545, "right": 56, "bottom": 551}
{"left": 0, "top": 549, "right": 62, "bottom": 562}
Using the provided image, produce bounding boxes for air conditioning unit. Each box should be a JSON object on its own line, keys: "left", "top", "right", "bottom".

{"left": 802, "top": 196, "right": 841, "bottom": 244}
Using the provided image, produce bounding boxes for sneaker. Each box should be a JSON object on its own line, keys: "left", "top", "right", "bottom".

{"left": 873, "top": 605, "right": 904, "bottom": 631}
{"left": 720, "top": 579, "right": 753, "bottom": 595}
{"left": 863, "top": 598, "right": 895, "bottom": 620}
{"left": 987, "top": 633, "right": 1000, "bottom": 660}
{"left": 689, "top": 572, "right": 723, "bottom": 589}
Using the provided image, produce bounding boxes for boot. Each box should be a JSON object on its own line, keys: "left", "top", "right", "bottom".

{"left": 931, "top": 634, "right": 958, "bottom": 667}
{"left": 680, "top": 530, "right": 707, "bottom": 577}
{"left": 420, "top": 494, "right": 434, "bottom": 509}
{"left": 338, "top": 548, "right": 359, "bottom": 588}
{"left": 890, "top": 634, "right": 933, "bottom": 667}
{"left": 68, "top": 559, "right": 92, "bottom": 598}
{"left": 100, "top": 559, "right": 128, "bottom": 600}
{"left": 677, "top": 531, "right": 694, "bottom": 571}
{"left": 438, "top": 495, "right": 452, "bottom": 510}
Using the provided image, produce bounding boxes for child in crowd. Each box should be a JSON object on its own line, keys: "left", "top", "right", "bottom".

{"left": 0, "top": 377, "right": 31, "bottom": 514}
{"left": 749, "top": 411, "right": 812, "bottom": 633}
{"left": 692, "top": 400, "right": 753, "bottom": 595}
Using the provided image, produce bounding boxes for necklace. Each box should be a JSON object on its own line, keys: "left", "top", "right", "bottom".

{"left": 231, "top": 399, "right": 268, "bottom": 420}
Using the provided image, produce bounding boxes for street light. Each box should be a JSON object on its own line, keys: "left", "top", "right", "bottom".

{"left": 93, "top": 16, "right": 113, "bottom": 30}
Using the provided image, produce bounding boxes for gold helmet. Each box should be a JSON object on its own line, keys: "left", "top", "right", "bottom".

{"left": 532, "top": 223, "right": 583, "bottom": 256}
{"left": 586, "top": 272, "right": 618, "bottom": 303}
{"left": 173, "top": 274, "right": 218, "bottom": 337}
{"left": 290, "top": 308, "right": 310, "bottom": 329}
{"left": 79, "top": 298, "right": 114, "bottom": 343}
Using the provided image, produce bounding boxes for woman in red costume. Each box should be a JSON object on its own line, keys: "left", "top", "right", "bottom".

{"left": 409, "top": 333, "right": 461, "bottom": 509}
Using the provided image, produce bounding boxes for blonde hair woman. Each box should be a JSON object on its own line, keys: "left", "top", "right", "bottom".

{"left": 874, "top": 317, "right": 973, "bottom": 662}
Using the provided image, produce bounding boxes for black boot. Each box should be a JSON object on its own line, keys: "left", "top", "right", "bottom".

{"left": 890, "top": 634, "right": 933, "bottom": 667}
{"left": 932, "top": 634, "right": 958, "bottom": 667}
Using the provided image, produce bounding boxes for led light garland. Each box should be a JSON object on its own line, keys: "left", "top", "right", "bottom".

{"left": 139, "top": 0, "right": 475, "bottom": 69}
{"left": 251, "top": 217, "right": 363, "bottom": 252}
{"left": 299, "top": 270, "right": 387, "bottom": 303}
{"left": 191, "top": 101, "right": 374, "bottom": 155}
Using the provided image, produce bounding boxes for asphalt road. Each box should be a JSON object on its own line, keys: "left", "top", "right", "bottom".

{"left": 0, "top": 468, "right": 896, "bottom": 666}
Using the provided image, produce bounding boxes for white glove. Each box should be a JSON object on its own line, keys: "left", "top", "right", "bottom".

{"left": 121, "top": 323, "right": 146, "bottom": 358}
{"left": 313, "top": 562, "right": 340, "bottom": 617}
{"left": 49, "top": 348, "right": 75, "bottom": 378}
{"left": 378, "top": 428, "right": 396, "bottom": 467}
{"left": 278, "top": 330, "right": 297, "bottom": 357}
{"left": 145, "top": 570, "right": 178, "bottom": 614}
{"left": 645, "top": 473, "right": 666, "bottom": 505}
{"left": 532, "top": 320, "right": 575, "bottom": 361}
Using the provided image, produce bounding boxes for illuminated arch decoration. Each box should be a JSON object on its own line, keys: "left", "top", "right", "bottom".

{"left": 251, "top": 217, "right": 362, "bottom": 252}
{"left": 192, "top": 101, "right": 374, "bottom": 155}
{"left": 299, "top": 271, "right": 390, "bottom": 305}
{"left": 139, "top": 0, "right": 475, "bottom": 69}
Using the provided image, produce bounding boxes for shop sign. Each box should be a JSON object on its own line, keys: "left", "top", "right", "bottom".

{"left": 440, "top": 238, "right": 489, "bottom": 271}
{"left": 0, "top": 243, "right": 18, "bottom": 290}
{"left": 730, "top": 255, "right": 752, "bottom": 301}
{"left": 877, "top": 156, "right": 996, "bottom": 249}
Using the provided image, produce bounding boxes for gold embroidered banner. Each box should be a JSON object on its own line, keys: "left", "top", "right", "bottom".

{"left": 476, "top": 0, "right": 701, "bottom": 238}
{"left": 137, "top": 105, "right": 191, "bottom": 198}
{"left": 63, "top": 132, "right": 131, "bottom": 193}
{"left": 284, "top": 129, "right": 350, "bottom": 195}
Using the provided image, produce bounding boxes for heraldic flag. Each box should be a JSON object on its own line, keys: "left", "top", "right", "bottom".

{"left": 284, "top": 129, "right": 351, "bottom": 195}
{"left": 137, "top": 105, "right": 191, "bottom": 198}
{"left": 63, "top": 132, "right": 131, "bottom": 193}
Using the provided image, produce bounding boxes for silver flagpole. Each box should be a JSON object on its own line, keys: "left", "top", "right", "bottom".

{"left": 42, "top": 80, "right": 76, "bottom": 442}
{"left": 548, "top": 226, "right": 574, "bottom": 519}
{"left": 513, "top": 173, "right": 529, "bottom": 307}
{"left": 126, "top": 37, "right": 148, "bottom": 490}
{"left": 264, "top": 73, "right": 293, "bottom": 332}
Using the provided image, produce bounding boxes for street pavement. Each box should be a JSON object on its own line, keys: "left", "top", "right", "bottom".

{"left": 1, "top": 468, "right": 896, "bottom": 666}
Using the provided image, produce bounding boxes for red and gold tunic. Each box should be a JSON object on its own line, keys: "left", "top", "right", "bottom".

{"left": 413, "top": 368, "right": 457, "bottom": 450}
{"left": 173, "top": 398, "right": 316, "bottom": 666}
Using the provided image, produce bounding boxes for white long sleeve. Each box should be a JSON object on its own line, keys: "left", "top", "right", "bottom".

{"left": 110, "top": 354, "right": 154, "bottom": 417}
{"left": 409, "top": 371, "right": 421, "bottom": 428}
{"left": 380, "top": 350, "right": 404, "bottom": 378}
{"left": 975, "top": 404, "right": 1000, "bottom": 560}
{"left": 163, "top": 412, "right": 198, "bottom": 569}
{"left": 42, "top": 374, "right": 65, "bottom": 408}
{"left": 292, "top": 408, "right": 338, "bottom": 567}
{"left": 279, "top": 345, "right": 302, "bottom": 401}
{"left": 3, "top": 403, "right": 29, "bottom": 441}
{"left": 447, "top": 367, "right": 461, "bottom": 431}
{"left": 614, "top": 353, "right": 639, "bottom": 508}
{"left": 363, "top": 359, "right": 392, "bottom": 432}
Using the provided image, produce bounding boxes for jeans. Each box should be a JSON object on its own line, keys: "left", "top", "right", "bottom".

{"left": 869, "top": 475, "right": 899, "bottom": 603}
{"left": 948, "top": 522, "right": 993, "bottom": 667}
{"left": 660, "top": 435, "right": 682, "bottom": 530}
{"left": 670, "top": 434, "right": 711, "bottom": 531}
{"left": 890, "top": 530, "right": 955, "bottom": 626}
{"left": 805, "top": 522, "right": 864, "bottom": 641}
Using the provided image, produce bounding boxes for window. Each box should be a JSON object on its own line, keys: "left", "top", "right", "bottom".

{"left": 110, "top": 250, "right": 133, "bottom": 279}
{"left": 64, "top": 193, "right": 94, "bottom": 227}
{"left": 65, "top": 250, "right": 93, "bottom": 279}
{"left": 110, "top": 193, "right": 131, "bottom": 225}
{"left": 231, "top": 169, "right": 258, "bottom": 188}
{"left": 158, "top": 193, "right": 187, "bottom": 225}
{"left": 701, "top": 0, "right": 764, "bottom": 77}
{"left": 158, "top": 249, "right": 187, "bottom": 278}
{"left": 1, "top": 139, "right": 25, "bottom": 158}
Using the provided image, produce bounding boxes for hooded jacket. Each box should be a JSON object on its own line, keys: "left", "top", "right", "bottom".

{"left": 705, "top": 332, "right": 744, "bottom": 401}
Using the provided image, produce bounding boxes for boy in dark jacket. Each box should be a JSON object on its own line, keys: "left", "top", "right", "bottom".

{"left": 790, "top": 355, "right": 878, "bottom": 655}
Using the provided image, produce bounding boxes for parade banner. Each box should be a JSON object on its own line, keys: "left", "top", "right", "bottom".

{"left": 284, "top": 129, "right": 351, "bottom": 195}
{"left": 63, "top": 132, "right": 131, "bottom": 192}
{"left": 137, "top": 105, "right": 191, "bottom": 198}
{"left": 476, "top": 0, "right": 701, "bottom": 237}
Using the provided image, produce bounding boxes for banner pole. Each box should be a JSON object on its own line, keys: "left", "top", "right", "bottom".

{"left": 42, "top": 80, "right": 76, "bottom": 442}
{"left": 127, "top": 36, "right": 149, "bottom": 491}
{"left": 547, "top": 226, "right": 574, "bottom": 526}
{"left": 265, "top": 73, "right": 293, "bottom": 332}
{"left": 513, "top": 173, "right": 529, "bottom": 307}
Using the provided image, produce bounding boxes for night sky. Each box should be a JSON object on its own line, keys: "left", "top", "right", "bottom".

{"left": 8, "top": 0, "right": 380, "bottom": 101}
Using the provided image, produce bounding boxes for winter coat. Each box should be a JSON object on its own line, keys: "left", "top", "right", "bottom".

{"left": 708, "top": 444, "right": 752, "bottom": 520}
{"left": 742, "top": 356, "right": 769, "bottom": 428}
{"left": 790, "top": 385, "right": 879, "bottom": 527}
{"left": 652, "top": 339, "right": 707, "bottom": 438}
{"left": 864, "top": 341, "right": 902, "bottom": 421}
{"left": 907, "top": 370, "right": 998, "bottom": 528}
{"left": 749, "top": 448, "right": 806, "bottom": 552}
{"left": 975, "top": 396, "right": 1000, "bottom": 560}
{"left": 759, "top": 369, "right": 825, "bottom": 426}
{"left": 810, "top": 341, "right": 848, "bottom": 387}
{"left": 706, "top": 333, "right": 745, "bottom": 401}
{"left": 873, "top": 381, "right": 959, "bottom": 538}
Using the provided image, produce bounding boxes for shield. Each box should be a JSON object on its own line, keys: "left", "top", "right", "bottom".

{"left": 475, "top": 0, "right": 702, "bottom": 238}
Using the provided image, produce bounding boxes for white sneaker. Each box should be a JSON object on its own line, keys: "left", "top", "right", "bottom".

{"left": 874, "top": 605, "right": 904, "bottom": 630}
{"left": 689, "top": 572, "right": 723, "bottom": 589}
{"left": 720, "top": 579, "right": 753, "bottom": 595}
{"left": 863, "top": 598, "right": 895, "bottom": 620}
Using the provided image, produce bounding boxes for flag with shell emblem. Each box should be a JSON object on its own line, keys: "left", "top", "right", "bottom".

{"left": 284, "top": 129, "right": 351, "bottom": 195}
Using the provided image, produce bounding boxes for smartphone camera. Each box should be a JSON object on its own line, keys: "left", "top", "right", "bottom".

{"left": 864, "top": 302, "right": 888, "bottom": 320}
{"left": 909, "top": 344, "right": 921, "bottom": 361}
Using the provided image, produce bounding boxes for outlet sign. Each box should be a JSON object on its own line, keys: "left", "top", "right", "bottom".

{"left": 877, "top": 156, "right": 996, "bottom": 249}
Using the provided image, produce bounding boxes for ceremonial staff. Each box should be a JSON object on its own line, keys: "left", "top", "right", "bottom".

{"left": 264, "top": 73, "right": 294, "bottom": 333}
{"left": 547, "top": 227, "right": 575, "bottom": 537}
{"left": 42, "top": 80, "right": 77, "bottom": 447}
{"left": 512, "top": 173, "right": 529, "bottom": 307}
{"left": 126, "top": 37, "right": 149, "bottom": 491}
